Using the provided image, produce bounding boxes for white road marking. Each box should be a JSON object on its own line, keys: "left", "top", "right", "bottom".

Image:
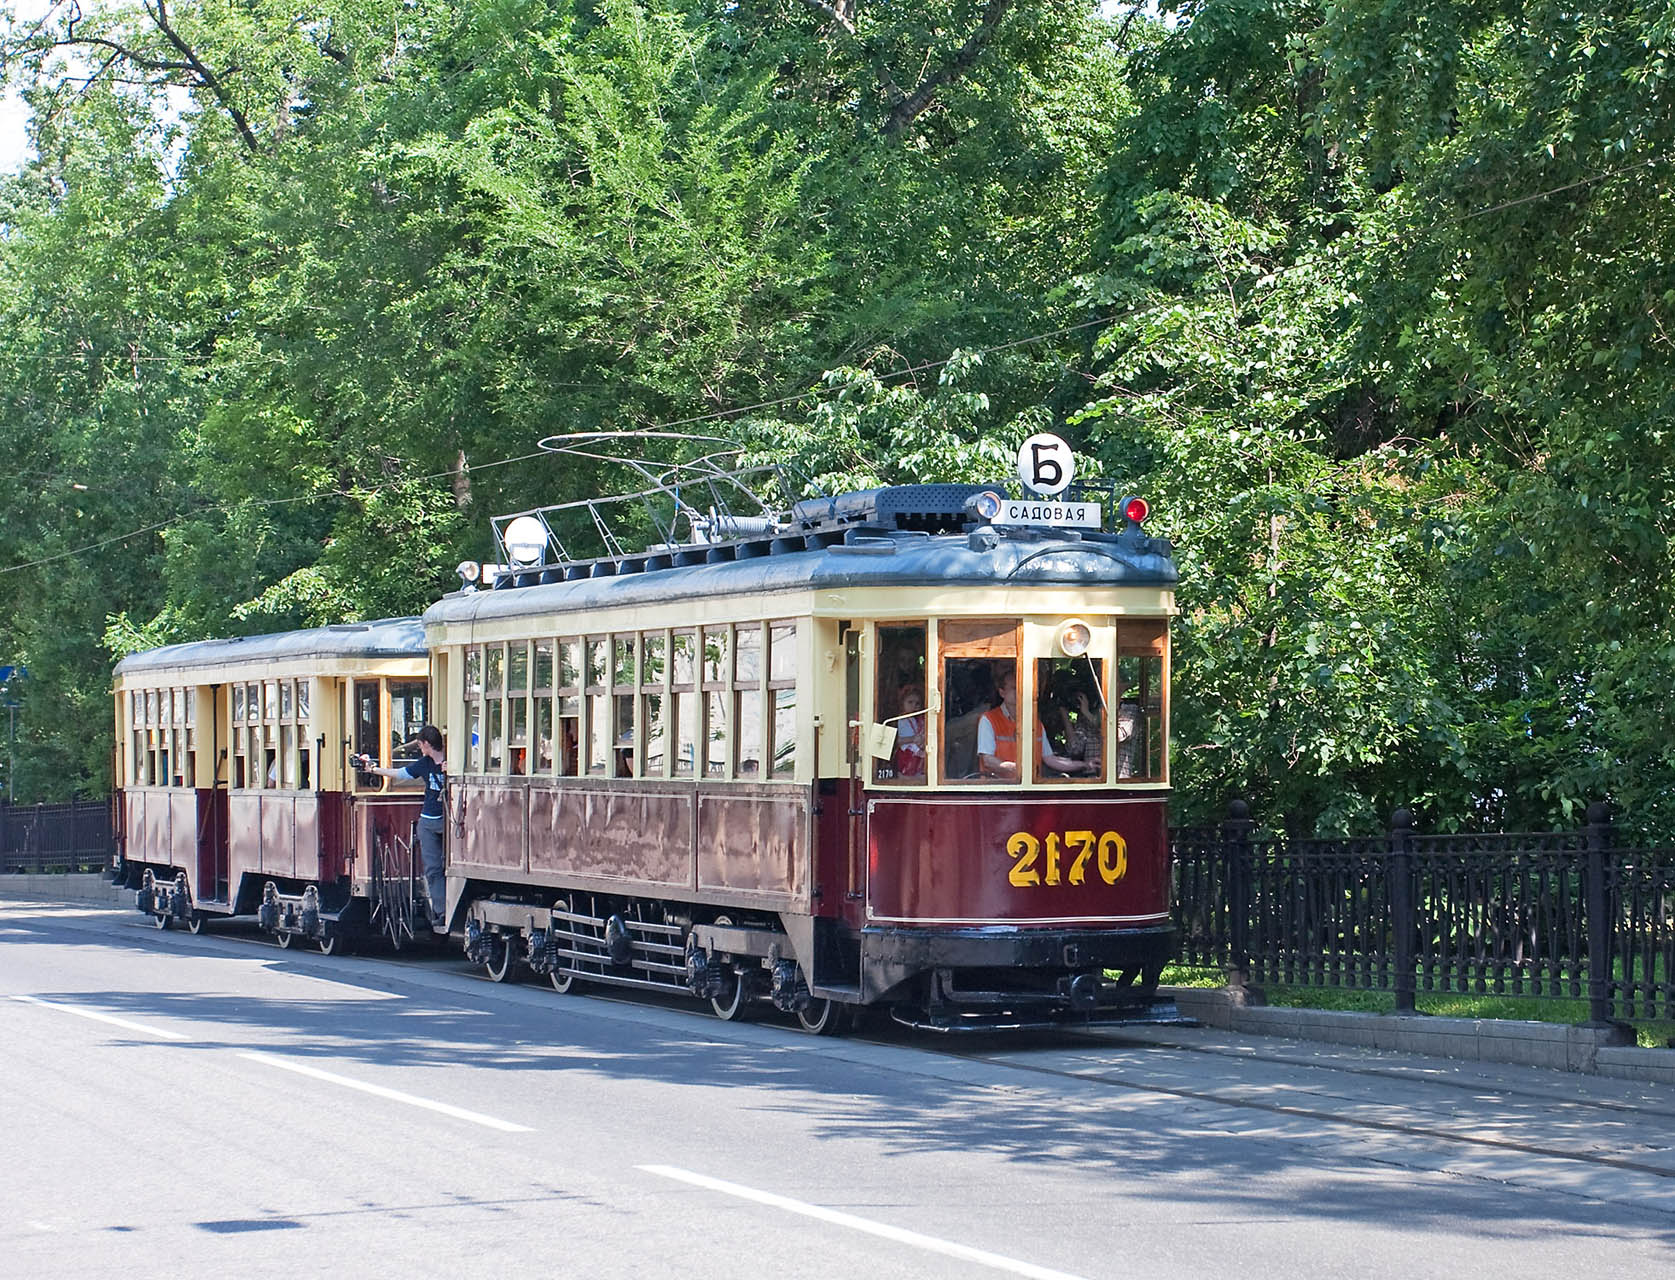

{"left": 239, "top": 1052, "right": 533, "bottom": 1133}
{"left": 11, "top": 994, "right": 188, "bottom": 1041}
{"left": 638, "top": 1165, "right": 1091, "bottom": 1280}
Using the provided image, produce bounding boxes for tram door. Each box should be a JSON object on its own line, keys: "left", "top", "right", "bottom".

{"left": 844, "top": 626, "right": 865, "bottom": 903}
{"left": 196, "top": 683, "right": 230, "bottom": 903}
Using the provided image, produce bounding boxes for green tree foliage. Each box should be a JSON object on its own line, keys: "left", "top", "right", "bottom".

{"left": 0, "top": 0, "right": 1669, "bottom": 840}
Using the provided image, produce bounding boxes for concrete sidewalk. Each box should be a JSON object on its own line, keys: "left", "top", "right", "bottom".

{"left": 0, "top": 872, "right": 126, "bottom": 905}
{"left": 1167, "top": 985, "right": 1675, "bottom": 1086}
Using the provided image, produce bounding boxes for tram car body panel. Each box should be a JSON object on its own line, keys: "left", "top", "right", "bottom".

{"left": 426, "top": 482, "right": 1180, "bottom": 1027}
{"left": 112, "top": 618, "right": 432, "bottom": 941}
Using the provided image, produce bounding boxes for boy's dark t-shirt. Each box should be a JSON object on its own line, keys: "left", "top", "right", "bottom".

{"left": 402, "top": 756, "right": 446, "bottom": 820}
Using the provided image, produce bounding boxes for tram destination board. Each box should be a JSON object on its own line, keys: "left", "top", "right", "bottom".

{"left": 994, "top": 499, "right": 1101, "bottom": 529}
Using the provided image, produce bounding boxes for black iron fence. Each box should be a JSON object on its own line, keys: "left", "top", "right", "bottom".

{"left": 1173, "top": 802, "right": 1675, "bottom": 1026}
{"left": 0, "top": 800, "right": 115, "bottom": 874}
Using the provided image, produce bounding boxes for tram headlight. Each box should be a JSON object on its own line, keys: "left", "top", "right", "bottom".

{"left": 1058, "top": 619, "right": 1092, "bottom": 658}
{"left": 503, "top": 515, "right": 547, "bottom": 566}
{"left": 1121, "top": 495, "right": 1150, "bottom": 525}
{"left": 969, "top": 490, "right": 1003, "bottom": 522}
{"left": 456, "top": 560, "right": 481, "bottom": 586}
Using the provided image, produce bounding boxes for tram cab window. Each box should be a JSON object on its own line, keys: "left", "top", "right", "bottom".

{"left": 354, "top": 681, "right": 381, "bottom": 786}
{"left": 768, "top": 622, "right": 797, "bottom": 779}
{"left": 1034, "top": 658, "right": 1105, "bottom": 783}
{"left": 873, "top": 624, "right": 927, "bottom": 785}
{"left": 1116, "top": 621, "right": 1169, "bottom": 780}
{"left": 390, "top": 681, "right": 428, "bottom": 769}
{"left": 939, "top": 620, "right": 1020, "bottom": 783}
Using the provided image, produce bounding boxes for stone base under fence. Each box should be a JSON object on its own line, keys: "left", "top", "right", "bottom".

{"left": 0, "top": 872, "right": 127, "bottom": 906}
{"left": 1167, "top": 986, "right": 1674, "bottom": 1083}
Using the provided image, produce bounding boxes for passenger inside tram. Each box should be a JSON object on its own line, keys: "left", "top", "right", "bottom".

{"left": 1036, "top": 660, "right": 1104, "bottom": 779}
{"left": 893, "top": 682, "right": 926, "bottom": 777}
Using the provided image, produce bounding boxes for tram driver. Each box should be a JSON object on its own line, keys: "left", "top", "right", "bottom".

{"left": 977, "top": 663, "right": 1095, "bottom": 781}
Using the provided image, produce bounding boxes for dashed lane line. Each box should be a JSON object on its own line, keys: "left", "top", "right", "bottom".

{"left": 10, "top": 994, "right": 188, "bottom": 1041}
{"left": 239, "top": 1052, "right": 534, "bottom": 1133}
{"left": 639, "top": 1164, "right": 1090, "bottom": 1280}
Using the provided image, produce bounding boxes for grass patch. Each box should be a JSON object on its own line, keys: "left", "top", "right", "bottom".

{"left": 1158, "top": 964, "right": 1674, "bottom": 1049}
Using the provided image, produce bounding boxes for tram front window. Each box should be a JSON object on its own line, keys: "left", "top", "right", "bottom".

{"left": 1035, "top": 658, "right": 1104, "bottom": 782}
{"left": 942, "top": 656, "right": 1010, "bottom": 781}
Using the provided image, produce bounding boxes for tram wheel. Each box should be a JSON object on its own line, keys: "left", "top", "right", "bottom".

{"left": 710, "top": 967, "right": 747, "bottom": 1021}
{"left": 152, "top": 911, "right": 171, "bottom": 931}
{"left": 483, "top": 933, "right": 516, "bottom": 983}
{"left": 318, "top": 929, "right": 341, "bottom": 956}
{"left": 549, "top": 967, "right": 576, "bottom": 995}
{"left": 185, "top": 912, "right": 207, "bottom": 935}
{"left": 795, "top": 998, "right": 845, "bottom": 1036}
{"left": 275, "top": 929, "right": 294, "bottom": 949}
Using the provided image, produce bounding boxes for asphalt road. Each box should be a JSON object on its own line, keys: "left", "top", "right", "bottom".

{"left": 2, "top": 901, "right": 1672, "bottom": 1279}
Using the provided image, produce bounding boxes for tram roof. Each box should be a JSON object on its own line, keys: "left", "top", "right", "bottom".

{"left": 424, "top": 525, "right": 1177, "bottom": 629}
{"left": 113, "top": 617, "right": 426, "bottom": 680}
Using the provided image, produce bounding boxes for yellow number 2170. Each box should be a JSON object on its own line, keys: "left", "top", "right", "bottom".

{"left": 1006, "top": 830, "right": 1128, "bottom": 888}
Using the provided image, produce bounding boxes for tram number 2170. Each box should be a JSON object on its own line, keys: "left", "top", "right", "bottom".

{"left": 1006, "top": 830, "right": 1128, "bottom": 888}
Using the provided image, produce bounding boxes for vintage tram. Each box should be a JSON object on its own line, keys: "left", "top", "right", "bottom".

{"left": 428, "top": 476, "right": 1179, "bottom": 1031}
{"left": 112, "top": 458, "right": 1181, "bottom": 1032}
{"left": 112, "top": 619, "right": 436, "bottom": 950}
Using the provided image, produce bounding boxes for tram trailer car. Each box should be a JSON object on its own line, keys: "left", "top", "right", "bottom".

{"left": 431, "top": 483, "right": 1181, "bottom": 1031}
{"left": 112, "top": 619, "right": 436, "bottom": 950}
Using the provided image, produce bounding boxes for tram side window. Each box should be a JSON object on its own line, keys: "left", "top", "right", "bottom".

{"left": 558, "top": 638, "right": 581, "bottom": 776}
{"left": 768, "top": 622, "right": 797, "bottom": 779}
{"left": 1116, "top": 621, "right": 1168, "bottom": 780}
{"left": 939, "top": 620, "right": 1020, "bottom": 783}
{"left": 671, "top": 631, "right": 696, "bottom": 777}
{"left": 486, "top": 643, "right": 506, "bottom": 773}
{"left": 734, "top": 624, "right": 762, "bottom": 778}
{"left": 507, "top": 642, "right": 529, "bottom": 776}
{"left": 1035, "top": 658, "right": 1105, "bottom": 783}
{"left": 534, "top": 639, "right": 555, "bottom": 774}
{"left": 702, "top": 627, "right": 729, "bottom": 779}
{"left": 873, "top": 624, "right": 927, "bottom": 785}
{"left": 465, "top": 646, "right": 484, "bottom": 772}
{"left": 641, "top": 632, "right": 667, "bottom": 777}
{"left": 585, "top": 637, "right": 609, "bottom": 776}
{"left": 611, "top": 634, "right": 637, "bottom": 778}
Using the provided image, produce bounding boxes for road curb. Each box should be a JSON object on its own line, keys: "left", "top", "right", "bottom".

{"left": 0, "top": 872, "right": 126, "bottom": 905}
{"left": 1166, "top": 985, "right": 1672, "bottom": 1082}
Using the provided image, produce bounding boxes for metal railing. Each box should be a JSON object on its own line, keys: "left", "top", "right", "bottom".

{"left": 1173, "top": 802, "right": 1675, "bottom": 1025}
{"left": 0, "top": 800, "right": 116, "bottom": 874}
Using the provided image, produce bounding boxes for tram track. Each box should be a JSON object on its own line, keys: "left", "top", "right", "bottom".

{"left": 46, "top": 906, "right": 1675, "bottom": 1186}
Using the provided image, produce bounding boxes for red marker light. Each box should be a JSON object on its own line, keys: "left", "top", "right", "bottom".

{"left": 1122, "top": 496, "right": 1149, "bottom": 524}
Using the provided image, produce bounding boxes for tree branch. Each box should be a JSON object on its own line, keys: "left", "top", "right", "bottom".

{"left": 882, "top": 0, "right": 1013, "bottom": 135}
{"left": 143, "top": 0, "right": 259, "bottom": 153}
